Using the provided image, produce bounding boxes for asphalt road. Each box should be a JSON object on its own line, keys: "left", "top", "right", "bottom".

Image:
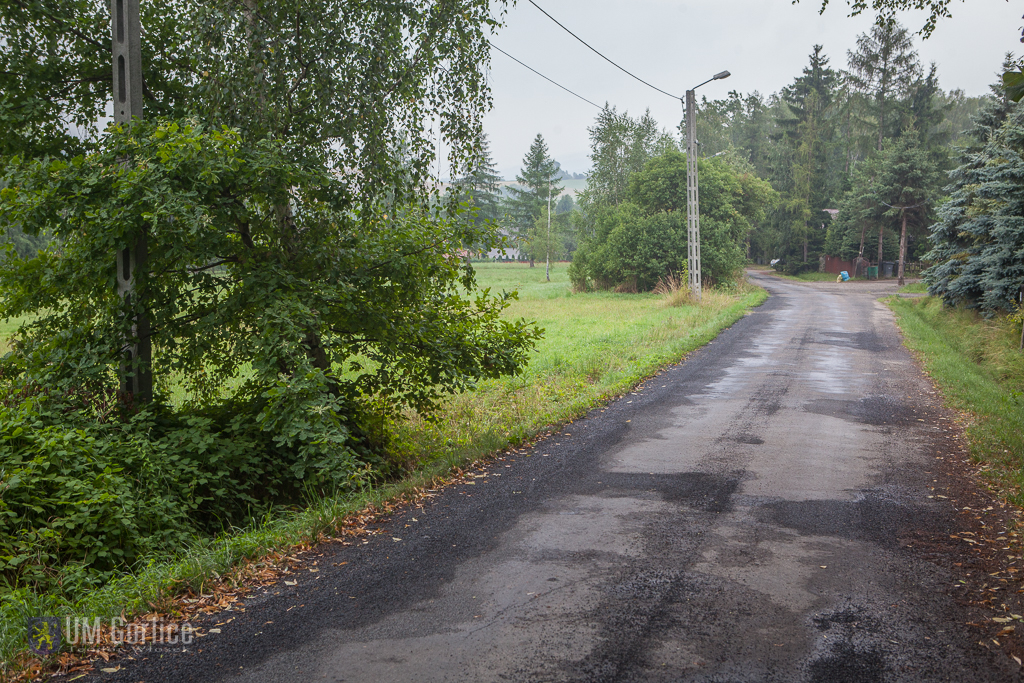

{"left": 103, "top": 271, "right": 1019, "bottom": 682}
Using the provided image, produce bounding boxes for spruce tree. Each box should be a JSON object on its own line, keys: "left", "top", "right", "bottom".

{"left": 505, "top": 134, "right": 563, "bottom": 266}
{"left": 872, "top": 132, "right": 942, "bottom": 282}
{"left": 771, "top": 47, "right": 841, "bottom": 265}
{"left": 846, "top": 21, "right": 921, "bottom": 151}
{"left": 925, "top": 67, "right": 1023, "bottom": 313}
{"left": 451, "top": 134, "right": 503, "bottom": 230}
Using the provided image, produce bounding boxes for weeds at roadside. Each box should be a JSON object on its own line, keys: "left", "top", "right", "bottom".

{"left": 898, "top": 282, "right": 928, "bottom": 294}
{"left": 653, "top": 272, "right": 693, "bottom": 308}
{"left": 889, "top": 295, "right": 1024, "bottom": 504}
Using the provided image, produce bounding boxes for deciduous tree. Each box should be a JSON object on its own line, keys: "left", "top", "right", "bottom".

{"left": 0, "top": 0, "right": 541, "bottom": 509}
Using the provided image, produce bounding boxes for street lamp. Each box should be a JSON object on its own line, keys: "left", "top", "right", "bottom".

{"left": 684, "top": 70, "right": 730, "bottom": 302}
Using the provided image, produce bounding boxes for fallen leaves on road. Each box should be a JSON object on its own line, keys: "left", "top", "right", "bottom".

{"left": 913, "top": 403, "right": 1024, "bottom": 670}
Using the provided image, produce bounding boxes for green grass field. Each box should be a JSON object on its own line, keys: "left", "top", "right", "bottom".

{"left": 898, "top": 282, "right": 928, "bottom": 294}
{"left": 889, "top": 295, "right": 1024, "bottom": 503}
{"left": 0, "top": 315, "right": 26, "bottom": 354}
{"left": 390, "top": 261, "right": 766, "bottom": 469}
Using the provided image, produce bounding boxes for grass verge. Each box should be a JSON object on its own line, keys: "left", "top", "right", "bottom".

{"left": 1, "top": 263, "right": 766, "bottom": 677}
{"left": 888, "top": 295, "right": 1024, "bottom": 503}
{"left": 898, "top": 282, "right": 928, "bottom": 294}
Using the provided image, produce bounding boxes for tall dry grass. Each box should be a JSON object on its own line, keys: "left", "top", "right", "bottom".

{"left": 653, "top": 272, "right": 693, "bottom": 307}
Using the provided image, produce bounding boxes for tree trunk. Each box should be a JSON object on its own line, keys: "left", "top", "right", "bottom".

{"left": 275, "top": 202, "right": 330, "bottom": 372}
{"left": 897, "top": 210, "right": 908, "bottom": 287}
{"left": 803, "top": 239, "right": 808, "bottom": 263}
{"left": 878, "top": 99, "right": 885, "bottom": 152}
{"left": 877, "top": 225, "right": 885, "bottom": 277}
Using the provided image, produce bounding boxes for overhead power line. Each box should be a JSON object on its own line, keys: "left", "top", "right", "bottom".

{"left": 489, "top": 42, "right": 603, "bottom": 110}
{"left": 526, "top": 0, "right": 681, "bottom": 101}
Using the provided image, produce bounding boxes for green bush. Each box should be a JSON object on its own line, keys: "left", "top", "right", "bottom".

{"left": 773, "top": 260, "right": 817, "bottom": 276}
{"left": 0, "top": 375, "right": 377, "bottom": 592}
{"left": 570, "top": 151, "right": 776, "bottom": 291}
{"left": 569, "top": 203, "right": 687, "bottom": 292}
{"left": 0, "top": 118, "right": 539, "bottom": 591}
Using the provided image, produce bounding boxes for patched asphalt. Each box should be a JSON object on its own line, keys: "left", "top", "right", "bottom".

{"left": 93, "top": 271, "right": 1020, "bottom": 682}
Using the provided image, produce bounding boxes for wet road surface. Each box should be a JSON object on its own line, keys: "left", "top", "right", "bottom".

{"left": 105, "top": 271, "right": 1019, "bottom": 682}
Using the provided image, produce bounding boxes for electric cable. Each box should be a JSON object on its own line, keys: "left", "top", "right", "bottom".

{"left": 489, "top": 42, "right": 604, "bottom": 110}
{"left": 526, "top": 0, "right": 681, "bottom": 100}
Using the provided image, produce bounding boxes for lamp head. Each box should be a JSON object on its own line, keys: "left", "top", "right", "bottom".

{"left": 713, "top": 70, "right": 731, "bottom": 80}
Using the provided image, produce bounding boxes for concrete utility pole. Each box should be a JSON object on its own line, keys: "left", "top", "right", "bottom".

{"left": 546, "top": 180, "right": 551, "bottom": 282}
{"left": 684, "top": 70, "right": 730, "bottom": 303}
{"left": 111, "top": 0, "right": 152, "bottom": 401}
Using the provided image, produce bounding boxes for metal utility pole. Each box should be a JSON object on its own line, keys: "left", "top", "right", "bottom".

{"left": 683, "top": 70, "right": 730, "bottom": 303}
{"left": 111, "top": 0, "right": 152, "bottom": 401}
{"left": 546, "top": 180, "right": 551, "bottom": 282}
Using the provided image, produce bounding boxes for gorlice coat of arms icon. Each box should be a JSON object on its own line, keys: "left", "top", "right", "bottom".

{"left": 27, "top": 617, "right": 61, "bottom": 657}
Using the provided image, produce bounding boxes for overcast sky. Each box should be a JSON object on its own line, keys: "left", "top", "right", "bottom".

{"left": 479, "top": 0, "right": 1021, "bottom": 181}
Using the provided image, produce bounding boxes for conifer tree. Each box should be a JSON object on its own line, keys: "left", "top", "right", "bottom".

{"left": 451, "top": 134, "right": 503, "bottom": 230}
{"left": 846, "top": 21, "right": 921, "bottom": 151}
{"left": 770, "top": 46, "right": 842, "bottom": 266}
{"left": 872, "top": 132, "right": 942, "bottom": 281}
{"left": 505, "top": 134, "right": 563, "bottom": 266}
{"left": 925, "top": 66, "right": 1023, "bottom": 312}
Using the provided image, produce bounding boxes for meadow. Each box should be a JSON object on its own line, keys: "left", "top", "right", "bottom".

{"left": 389, "top": 261, "right": 766, "bottom": 469}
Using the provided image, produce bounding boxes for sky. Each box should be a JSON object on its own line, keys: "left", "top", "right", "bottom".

{"left": 478, "top": 0, "right": 1022, "bottom": 181}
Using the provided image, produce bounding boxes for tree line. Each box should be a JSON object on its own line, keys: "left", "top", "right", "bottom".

{"left": 455, "top": 19, "right": 1021, "bottom": 315}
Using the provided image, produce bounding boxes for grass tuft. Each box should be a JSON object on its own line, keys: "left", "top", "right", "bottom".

{"left": 653, "top": 272, "right": 694, "bottom": 308}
